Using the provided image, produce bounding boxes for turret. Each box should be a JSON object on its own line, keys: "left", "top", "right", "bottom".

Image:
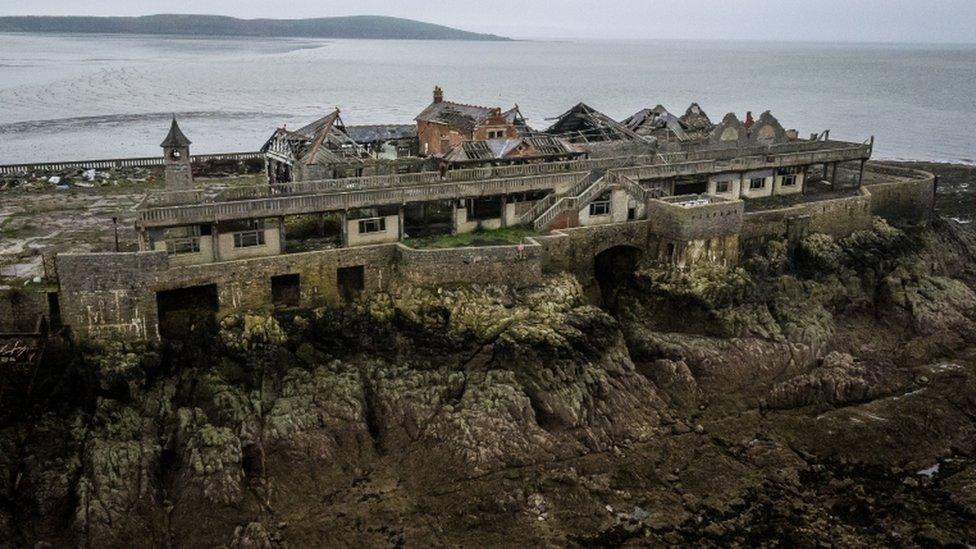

{"left": 161, "top": 117, "right": 194, "bottom": 189}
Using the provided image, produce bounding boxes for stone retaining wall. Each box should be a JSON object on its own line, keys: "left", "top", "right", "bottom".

{"left": 396, "top": 243, "right": 543, "bottom": 288}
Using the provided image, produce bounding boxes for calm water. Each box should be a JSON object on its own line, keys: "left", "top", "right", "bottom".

{"left": 0, "top": 33, "right": 974, "bottom": 164}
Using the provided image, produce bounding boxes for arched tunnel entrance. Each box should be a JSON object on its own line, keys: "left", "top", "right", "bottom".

{"left": 593, "top": 245, "right": 643, "bottom": 309}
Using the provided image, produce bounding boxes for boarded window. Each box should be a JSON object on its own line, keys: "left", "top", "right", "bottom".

{"left": 337, "top": 266, "right": 365, "bottom": 302}
{"left": 271, "top": 274, "right": 300, "bottom": 308}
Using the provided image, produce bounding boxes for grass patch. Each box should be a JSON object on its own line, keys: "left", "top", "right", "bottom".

{"left": 406, "top": 226, "right": 539, "bottom": 249}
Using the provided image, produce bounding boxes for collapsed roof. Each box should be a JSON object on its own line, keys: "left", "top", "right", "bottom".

{"left": 443, "top": 135, "right": 584, "bottom": 163}
{"left": 545, "top": 103, "right": 643, "bottom": 143}
{"left": 680, "top": 103, "right": 713, "bottom": 132}
{"left": 261, "top": 109, "right": 367, "bottom": 165}
{"left": 622, "top": 105, "right": 690, "bottom": 142}
{"left": 344, "top": 125, "right": 417, "bottom": 144}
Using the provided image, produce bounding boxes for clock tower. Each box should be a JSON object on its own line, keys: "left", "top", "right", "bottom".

{"left": 161, "top": 117, "right": 194, "bottom": 189}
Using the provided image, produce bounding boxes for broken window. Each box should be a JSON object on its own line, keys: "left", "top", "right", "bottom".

{"left": 778, "top": 166, "right": 800, "bottom": 186}
{"left": 715, "top": 180, "right": 731, "bottom": 193}
{"left": 229, "top": 220, "right": 266, "bottom": 248}
{"left": 749, "top": 177, "right": 766, "bottom": 190}
{"left": 589, "top": 192, "right": 612, "bottom": 216}
{"left": 164, "top": 225, "right": 202, "bottom": 255}
{"left": 358, "top": 217, "right": 387, "bottom": 234}
{"left": 234, "top": 230, "right": 265, "bottom": 248}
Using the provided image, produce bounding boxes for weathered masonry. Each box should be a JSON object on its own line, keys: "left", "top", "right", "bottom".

{"left": 13, "top": 99, "right": 938, "bottom": 344}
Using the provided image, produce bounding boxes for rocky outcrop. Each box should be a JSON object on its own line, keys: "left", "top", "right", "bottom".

{"left": 763, "top": 352, "right": 895, "bottom": 410}
{"left": 4, "top": 213, "right": 976, "bottom": 546}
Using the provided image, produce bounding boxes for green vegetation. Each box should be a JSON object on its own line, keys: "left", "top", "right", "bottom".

{"left": 405, "top": 226, "right": 538, "bottom": 249}
{"left": 0, "top": 15, "right": 510, "bottom": 41}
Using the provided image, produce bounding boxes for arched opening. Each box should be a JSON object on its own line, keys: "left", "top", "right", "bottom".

{"left": 594, "top": 245, "right": 643, "bottom": 309}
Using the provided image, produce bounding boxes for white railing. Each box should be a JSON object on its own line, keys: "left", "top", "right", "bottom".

{"left": 0, "top": 152, "right": 264, "bottom": 175}
{"left": 139, "top": 171, "right": 587, "bottom": 227}
{"left": 532, "top": 174, "right": 611, "bottom": 231}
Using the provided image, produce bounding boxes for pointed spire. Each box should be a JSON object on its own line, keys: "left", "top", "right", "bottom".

{"left": 160, "top": 116, "right": 192, "bottom": 148}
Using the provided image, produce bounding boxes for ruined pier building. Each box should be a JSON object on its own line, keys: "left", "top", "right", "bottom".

{"left": 7, "top": 90, "right": 937, "bottom": 343}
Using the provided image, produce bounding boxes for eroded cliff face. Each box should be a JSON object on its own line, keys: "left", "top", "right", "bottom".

{"left": 2, "top": 218, "right": 976, "bottom": 547}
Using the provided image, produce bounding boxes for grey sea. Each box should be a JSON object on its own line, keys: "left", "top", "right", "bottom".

{"left": 0, "top": 32, "right": 974, "bottom": 164}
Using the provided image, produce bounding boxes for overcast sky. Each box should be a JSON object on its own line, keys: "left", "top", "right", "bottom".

{"left": 1, "top": 0, "right": 975, "bottom": 43}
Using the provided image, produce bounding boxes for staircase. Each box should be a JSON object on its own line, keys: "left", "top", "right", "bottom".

{"left": 520, "top": 168, "right": 670, "bottom": 231}
{"left": 531, "top": 169, "right": 612, "bottom": 231}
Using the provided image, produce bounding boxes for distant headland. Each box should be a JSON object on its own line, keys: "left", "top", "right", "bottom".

{"left": 0, "top": 14, "right": 511, "bottom": 41}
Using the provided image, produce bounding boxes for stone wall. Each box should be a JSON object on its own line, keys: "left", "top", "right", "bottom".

{"left": 741, "top": 188, "right": 874, "bottom": 245}
{"left": 56, "top": 252, "right": 167, "bottom": 341}
{"left": 646, "top": 196, "right": 744, "bottom": 241}
{"left": 57, "top": 245, "right": 399, "bottom": 342}
{"left": 537, "top": 221, "right": 652, "bottom": 282}
{"left": 396, "top": 243, "right": 542, "bottom": 288}
{"left": 863, "top": 164, "right": 935, "bottom": 223}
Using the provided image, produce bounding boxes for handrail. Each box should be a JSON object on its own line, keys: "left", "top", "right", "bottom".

{"left": 190, "top": 139, "right": 867, "bottom": 206}
{"left": 137, "top": 142, "right": 872, "bottom": 228}
{"left": 138, "top": 171, "right": 587, "bottom": 227}
{"left": 0, "top": 152, "right": 264, "bottom": 175}
{"left": 532, "top": 173, "right": 611, "bottom": 231}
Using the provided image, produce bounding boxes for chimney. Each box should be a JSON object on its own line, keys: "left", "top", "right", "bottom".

{"left": 744, "top": 111, "right": 755, "bottom": 129}
{"left": 433, "top": 85, "right": 444, "bottom": 104}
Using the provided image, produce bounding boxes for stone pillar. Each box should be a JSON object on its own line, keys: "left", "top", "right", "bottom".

{"left": 451, "top": 200, "right": 459, "bottom": 235}
{"left": 398, "top": 205, "right": 406, "bottom": 240}
{"left": 858, "top": 159, "right": 866, "bottom": 187}
{"left": 829, "top": 162, "right": 838, "bottom": 186}
{"left": 278, "top": 216, "right": 286, "bottom": 253}
{"left": 339, "top": 211, "right": 349, "bottom": 247}
{"left": 316, "top": 213, "right": 326, "bottom": 237}
{"left": 211, "top": 223, "right": 220, "bottom": 261}
{"left": 499, "top": 195, "right": 508, "bottom": 228}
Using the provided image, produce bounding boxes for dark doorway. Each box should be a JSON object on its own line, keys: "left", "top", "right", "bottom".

{"left": 271, "top": 274, "right": 301, "bottom": 308}
{"left": 673, "top": 180, "right": 708, "bottom": 195}
{"left": 594, "top": 246, "right": 643, "bottom": 308}
{"left": 47, "top": 292, "right": 61, "bottom": 328}
{"left": 465, "top": 196, "right": 502, "bottom": 221}
{"left": 156, "top": 284, "right": 219, "bottom": 340}
{"left": 337, "top": 266, "right": 365, "bottom": 302}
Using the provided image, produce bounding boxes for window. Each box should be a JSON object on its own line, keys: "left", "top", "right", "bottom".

{"left": 486, "top": 129, "right": 505, "bottom": 139}
{"left": 715, "top": 180, "right": 731, "bottom": 193}
{"left": 164, "top": 225, "right": 201, "bottom": 255}
{"left": 166, "top": 237, "right": 200, "bottom": 255}
{"left": 778, "top": 166, "right": 800, "bottom": 187}
{"left": 749, "top": 177, "right": 766, "bottom": 190}
{"left": 358, "top": 217, "right": 386, "bottom": 234}
{"left": 233, "top": 230, "right": 265, "bottom": 248}
{"left": 589, "top": 194, "right": 612, "bottom": 216}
